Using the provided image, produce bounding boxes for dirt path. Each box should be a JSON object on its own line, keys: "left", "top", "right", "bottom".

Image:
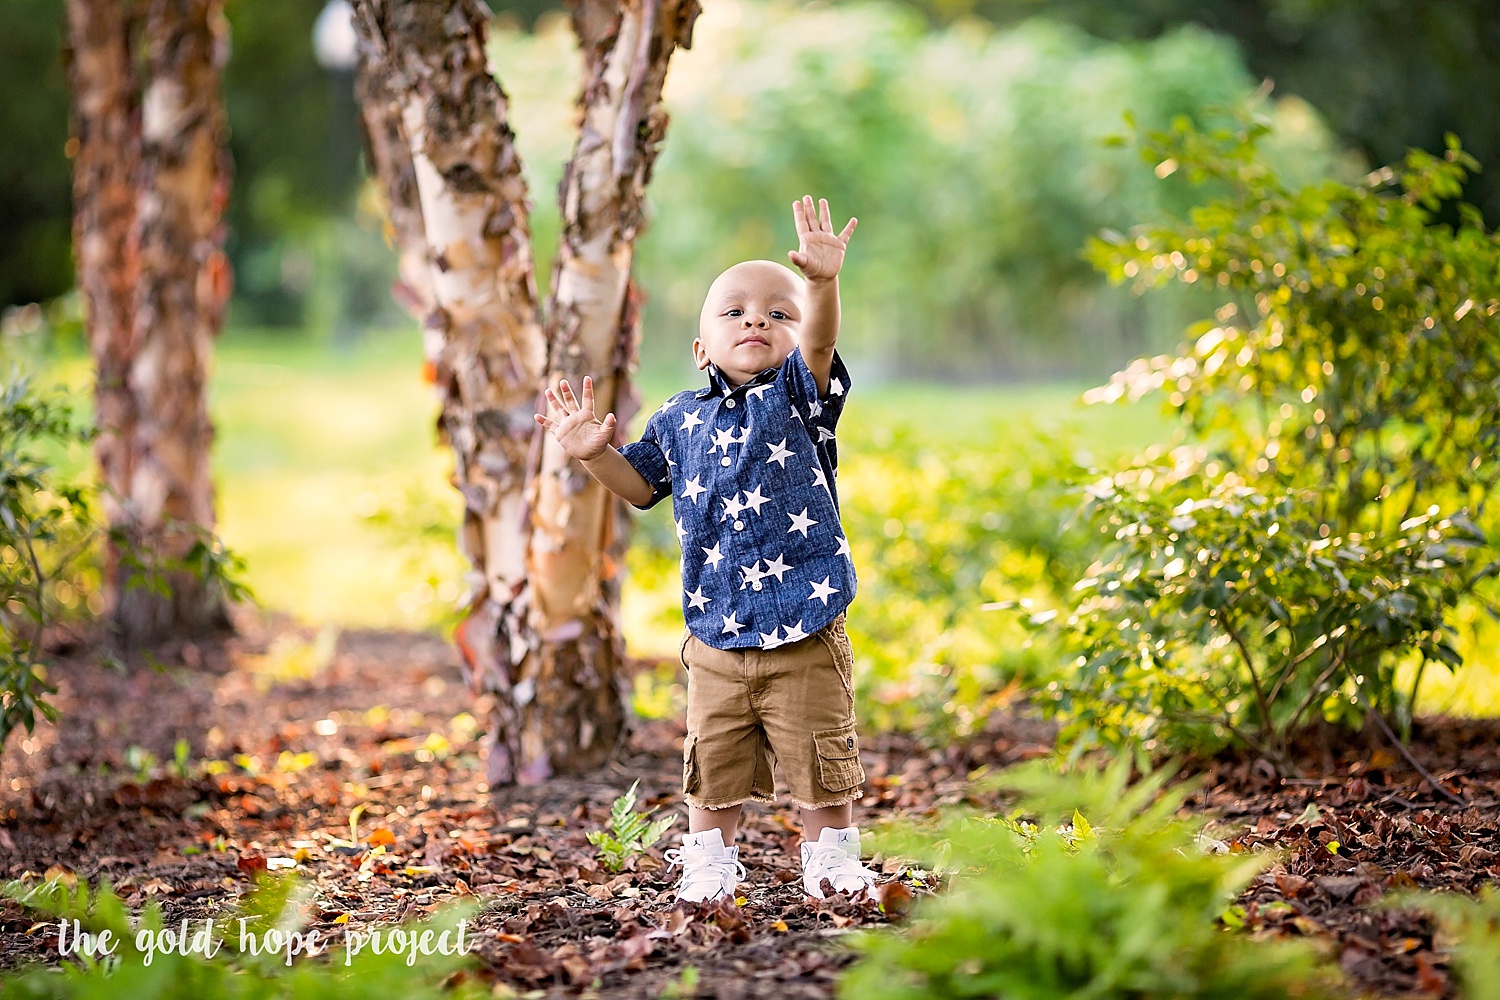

{"left": 1, "top": 611, "right": 1496, "bottom": 997}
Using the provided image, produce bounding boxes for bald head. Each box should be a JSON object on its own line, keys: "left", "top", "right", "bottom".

{"left": 699, "top": 261, "right": 805, "bottom": 335}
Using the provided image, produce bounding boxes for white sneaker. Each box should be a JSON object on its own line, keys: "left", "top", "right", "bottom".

{"left": 801, "top": 826, "right": 879, "bottom": 898}
{"left": 662, "top": 828, "right": 746, "bottom": 903}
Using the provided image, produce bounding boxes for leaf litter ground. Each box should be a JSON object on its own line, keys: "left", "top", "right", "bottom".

{"left": 1, "top": 610, "right": 1497, "bottom": 998}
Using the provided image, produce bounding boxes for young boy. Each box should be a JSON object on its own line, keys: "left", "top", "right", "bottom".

{"left": 535, "top": 196, "right": 878, "bottom": 903}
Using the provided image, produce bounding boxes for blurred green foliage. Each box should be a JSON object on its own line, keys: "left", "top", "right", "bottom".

{"left": 841, "top": 758, "right": 1342, "bottom": 999}
{"left": 626, "top": 3, "right": 1347, "bottom": 378}
{"left": 1037, "top": 114, "right": 1500, "bottom": 758}
{"left": 928, "top": 0, "right": 1500, "bottom": 227}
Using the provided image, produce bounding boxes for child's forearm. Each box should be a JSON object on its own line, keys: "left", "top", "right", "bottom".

{"left": 581, "top": 446, "right": 657, "bottom": 508}
{"left": 801, "top": 276, "right": 841, "bottom": 394}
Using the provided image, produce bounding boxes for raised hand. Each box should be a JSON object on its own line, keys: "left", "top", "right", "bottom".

{"left": 788, "top": 195, "right": 857, "bottom": 283}
{"left": 534, "top": 376, "right": 617, "bottom": 461}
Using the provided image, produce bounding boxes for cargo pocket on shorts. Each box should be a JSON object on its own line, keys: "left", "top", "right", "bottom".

{"left": 682, "top": 733, "right": 701, "bottom": 795}
{"left": 813, "top": 726, "right": 864, "bottom": 792}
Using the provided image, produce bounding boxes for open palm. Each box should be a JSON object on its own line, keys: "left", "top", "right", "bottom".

{"left": 535, "top": 376, "right": 616, "bottom": 461}
{"left": 788, "top": 195, "right": 857, "bottom": 282}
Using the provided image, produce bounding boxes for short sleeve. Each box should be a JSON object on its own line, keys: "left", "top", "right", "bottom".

{"left": 782, "top": 346, "right": 852, "bottom": 431}
{"left": 618, "top": 408, "right": 673, "bottom": 510}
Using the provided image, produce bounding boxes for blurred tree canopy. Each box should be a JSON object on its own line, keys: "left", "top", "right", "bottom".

{"left": 928, "top": 0, "right": 1500, "bottom": 223}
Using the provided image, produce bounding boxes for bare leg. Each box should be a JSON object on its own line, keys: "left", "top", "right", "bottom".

{"left": 688, "top": 804, "right": 742, "bottom": 845}
{"left": 800, "top": 801, "right": 854, "bottom": 844}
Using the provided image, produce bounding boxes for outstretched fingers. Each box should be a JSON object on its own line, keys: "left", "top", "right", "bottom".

{"left": 838, "top": 216, "right": 858, "bottom": 243}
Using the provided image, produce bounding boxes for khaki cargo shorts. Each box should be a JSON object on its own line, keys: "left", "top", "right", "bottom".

{"left": 679, "top": 612, "right": 865, "bottom": 811}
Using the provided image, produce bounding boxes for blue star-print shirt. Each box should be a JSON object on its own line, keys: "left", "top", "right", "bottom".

{"left": 619, "top": 347, "right": 857, "bottom": 650}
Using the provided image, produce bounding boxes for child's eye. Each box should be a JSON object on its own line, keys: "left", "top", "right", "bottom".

{"left": 725, "top": 308, "right": 743, "bottom": 317}
{"left": 770, "top": 310, "right": 788, "bottom": 320}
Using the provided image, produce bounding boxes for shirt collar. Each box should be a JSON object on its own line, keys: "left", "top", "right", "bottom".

{"left": 696, "top": 360, "right": 779, "bottom": 400}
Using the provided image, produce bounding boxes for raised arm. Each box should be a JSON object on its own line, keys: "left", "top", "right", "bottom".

{"left": 788, "top": 195, "right": 857, "bottom": 396}
{"left": 535, "top": 376, "right": 656, "bottom": 508}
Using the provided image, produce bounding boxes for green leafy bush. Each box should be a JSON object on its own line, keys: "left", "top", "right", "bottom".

{"left": 587, "top": 780, "right": 675, "bottom": 873}
{"left": 0, "top": 873, "right": 484, "bottom": 999}
{"left": 841, "top": 759, "right": 1342, "bottom": 1000}
{"left": 1034, "top": 464, "right": 1477, "bottom": 762}
{"left": 0, "top": 371, "right": 94, "bottom": 745}
{"left": 1044, "top": 110, "right": 1500, "bottom": 756}
{"left": 1407, "top": 886, "right": 1500, "bottom": 1000}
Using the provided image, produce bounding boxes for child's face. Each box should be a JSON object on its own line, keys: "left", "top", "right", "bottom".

{"left": 694, "top": 261, "right": 805, "bottom": 386}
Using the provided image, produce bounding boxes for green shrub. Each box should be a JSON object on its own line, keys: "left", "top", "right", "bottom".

{"left": 1047, "top": 110, "right": 1500, "bottom": 756}
{"left": 841, "top": 758, "right": 1342, "bottom": 1000}
{"left": 1033, "top": 465, "right": 1477, "bottom": 762}
{"left": 1407, "top": 886, "right": 1500, "bottom": 1000}
{"left": 0, "top": 371, "right": 94, "bottom": 746}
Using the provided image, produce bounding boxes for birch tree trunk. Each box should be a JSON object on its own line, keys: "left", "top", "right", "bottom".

{"left": 348, "top": 1, "right": 550, "bottom": 785}
{"left": 64, "top": 0, "right": 141, "bottom": 612}
{"left": 513, "top": 0, "right": 699, "bottom": 783}
{"left": 353, "top": 0, "right": 697, "bottom": 784}
{"left": 113, "top": 0, "right": 234, "bottom": 646}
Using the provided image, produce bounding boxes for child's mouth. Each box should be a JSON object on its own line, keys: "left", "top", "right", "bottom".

{"left": 738, "top": 335, "right": 768, "bottom": 346}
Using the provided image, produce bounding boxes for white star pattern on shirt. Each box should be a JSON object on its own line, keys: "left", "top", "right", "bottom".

{"left": 758, "top": 628, "right": 781, "bottom": 647}
{"left": 788, "top": 508, "right": 819, "bottom": 537}
{"left": 680, "top": 408, "right": 703, "bottom": 433}
{"left": 808, "top": 577, "right": 839, "bottom": 605}
{"left": 660, "top": 396, "right": 680, "bottom": 412}
{"left": 681, "top": 476, "right": 707, "bottom": 504}
{"left": 741, "top": 485, "right": 769, "bottom": 515}
{"left": 663, "top": 445, "right": 675, "bottom": 469}
{"left": 817, "top": 426, "right": 836, "bottom": 443}
{"left": 765, "top": 438, "right": 795, "bottom": 467}
{"left": 789, "top": 405, "right": 802, "bottom": 422}
{"left": 811, "top": 465, "right": 829, "bottom": 491}
{"left": 829, "top": 377, "right": 844, "bottom": 396}
{"left": 738, "top": 561, "right": 766, "bottom": 591}
{"left": 747, "top": 384, "right": 773, "bottom": 402}
{"left": 835, "top": 534, "right": 852, "bottom": 559}
{"left": 676, "top": 518, "right": 688, "bottom": 540}
{"left": 720, "top": 493, "right": 748, "bottom": 520}
{"left": 710, "top": 425, "right": 738, "bottom": 455}
{"left": 762, "top": 553, "right": 792, "bottom": 581}
{"left": 702, "top": 542, "right": 724, "bottom": 569}
{"left": 686, "top": 587, "right": 710, "bottom": 612}
{"left": 781, "top": 620, "right": 807, "bottom": 643}
{"left": 808, "top": 397, "right": 824, "bottom": 419}
{"left": 721, "top": 612, "right": 745, "bottom": 637}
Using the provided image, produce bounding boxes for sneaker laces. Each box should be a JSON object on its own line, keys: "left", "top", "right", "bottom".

{"left": 804, "top": 844, "right": 877, "bottom": 890}
{"left": 663, "top": 846, "right": 746, "bottom": 897}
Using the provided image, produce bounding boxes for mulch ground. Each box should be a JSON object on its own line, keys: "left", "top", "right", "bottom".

{"left": 1, "top": 608, "right": 1497, "bottom": 998}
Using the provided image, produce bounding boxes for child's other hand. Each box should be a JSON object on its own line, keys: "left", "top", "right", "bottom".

{"left": 788, "top": 195, "right": 857, "bottom": 283}
{"left": 535, "top": 376, "right": 616, "bottom": 461}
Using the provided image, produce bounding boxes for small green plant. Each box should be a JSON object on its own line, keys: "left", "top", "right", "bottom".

{"left": 659, "top": 965, "right": 699, "bottom": 999}
{"left": 0, "top": 370, "right": 95, "bottom": 748}
{"left": 587, "top": 780, "right": 675, "bottom": 873}
{"left": 841, "top": 758, "right": 1343, "bottom": 1000}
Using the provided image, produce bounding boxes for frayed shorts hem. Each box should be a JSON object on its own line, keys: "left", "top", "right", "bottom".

{"left": 788, "top": 791, "right": 863, "bottom": 810}
{"left": 684, "top": 791, "right": 777, "bottom": 811}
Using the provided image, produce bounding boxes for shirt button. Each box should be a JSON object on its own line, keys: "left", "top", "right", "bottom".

{"left": 752, "top": 580, "right": 762, "bottom": 591}
{"left": 720, "top": 457, "right": 731, "bottom": 466}
{"left": 734, "top": 520, "right": 744, "bottom": 530}
{"left": 725, "top": 398, "right": 736, "bottom": 408}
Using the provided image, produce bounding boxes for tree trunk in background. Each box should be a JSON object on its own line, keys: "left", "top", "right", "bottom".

{"left": 353, "top": 0, "right": 697, "bottom": 784}
{"left": 114, "top": 0, "right": 234, "bottom": 646}
{"left": 64, "top": 0, "right": 141, "bottom": 614}
{"left": 347, "top": 0, "right": 550, "bottom": 785}
{"left": 354, "top": 41, "right": 434, "bottom": 330}
{"left": 515, "top": 0, "right": 699, "bottom": 783}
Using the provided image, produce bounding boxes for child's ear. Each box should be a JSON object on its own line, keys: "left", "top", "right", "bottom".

{"left": 692, "top": 338, "right": 710, "bottom": 370}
